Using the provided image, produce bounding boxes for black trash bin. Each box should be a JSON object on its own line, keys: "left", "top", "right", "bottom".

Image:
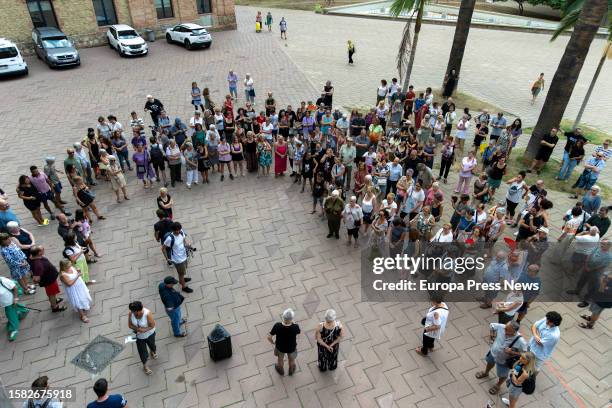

{"left": 208, "top": 324, "right": 232, "bottom": 361}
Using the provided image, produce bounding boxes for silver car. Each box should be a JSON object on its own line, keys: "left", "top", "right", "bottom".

{"left": 32, "top": 27, "right": 80, "bottom": 68}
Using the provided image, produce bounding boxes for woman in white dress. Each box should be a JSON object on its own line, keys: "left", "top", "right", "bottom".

{"left": 59, "top": 259, "right": 92, "bottom": 323}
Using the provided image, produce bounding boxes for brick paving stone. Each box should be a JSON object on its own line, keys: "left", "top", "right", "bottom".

{"left": 0, "top": 5, "right": 610, "bottom": 408}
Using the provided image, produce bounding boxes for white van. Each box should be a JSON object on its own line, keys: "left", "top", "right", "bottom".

{"left": 0, "top": 38, "right": 28, "bottom": 77}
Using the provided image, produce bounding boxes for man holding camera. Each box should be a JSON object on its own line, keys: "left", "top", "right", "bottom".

{"left": 159, "top": 276, "right": 187, "bottom": 337}
{"left": 163, "top": 222, "right": 194, "bottom": 293}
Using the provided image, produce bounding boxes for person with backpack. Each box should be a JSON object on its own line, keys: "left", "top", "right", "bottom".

{"left": 475, "top": 321, "right": 526, "bottom": 395}
{"left": 149, "top": 136, "right": 168, "bottom": 187}
{"left": 163, "top": 222, "right": 193, "bottom": 293}
{"left": 501, "top": 351, "right": 537, "bottom": 407}
{"left": 153, "top": 209, "right": 174, "bottom": 266}
{"left": 416, "top": 294, "right": 449, "bottom": 356}
{"left": 22, "top": 376, "right": 63, "bottom": 408}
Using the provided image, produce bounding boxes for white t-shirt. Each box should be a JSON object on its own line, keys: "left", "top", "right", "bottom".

{"left": 377, "top": 86, "right": 388, "bottom": 97}
{"left": 381, "top": 199, "right": 398, "bottom": 214}
{"left": 574, "top": 233, "right": 600, "bottom": 254}
{"left": 456, "top": 119, "right": 470, "bottom": 139}
{"left": 164, "top": 232, "right": 187, "bottom": 263}
{"left": 244, "top": 78, "right": 254, "bottom": 91}
{"left": 431, "top": 229, "right": 453, "bottom": 243}
{"left": 410, "top": 188, "right": 425, "bottom": 213}
{"left": 424, "top": 303, "right": 449, "bottom": 339}
{"left": 190, "top": 117, "right": 204, "bottom": 128}
{"left": 0, "top": 276, "right": 16, "bottom": 307}
{"left": 499, "top": 292, "right": 524, "bottom": 317}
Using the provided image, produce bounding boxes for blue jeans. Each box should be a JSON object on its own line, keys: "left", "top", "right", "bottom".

{"left": 558, "top": 151, "right": 577, "bottom": 180}
{"left": 117, "top": 150, "right": 131, "bottom": 171}
{"left": 229, "top": 86, "right": 238, "bottom": 99}
{"left": 166, "top": 307, "right": 182, "bottom": 336}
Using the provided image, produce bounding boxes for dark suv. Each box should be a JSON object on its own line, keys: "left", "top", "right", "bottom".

{"left": 32, "top": 27, "right": 80, "bottom": 68}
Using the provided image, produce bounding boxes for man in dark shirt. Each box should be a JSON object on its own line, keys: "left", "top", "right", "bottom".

{"left": 158, "top": 276, "right": 186, "bottom": 337}
{"left": 87, "top": 378, "right": 128, "bottom": 408}
{"left": 154, "top": 209, "right": 174, "bottom": 265}
{"left": 529, "top": 128, "right": 559, "bottom": 174}
{"left": 351, "top": 113, "right": 366, "bottom": 138}
{"left": 585, "top": 207, "right": 610, "bottom": 237}
{"left": 441, "top": 97, "right": 455, "bottom": 117}
{"left": 322, "top": 80, "right": 334, "bottom": 108}
{"left": 516, "top": 207, "right": 545, "bottom": 242}
{"left": 144, "top": 95, "right": 164, "bottom": 126}
{"left": 265, "top": 92, "right": 276, "bottom": 116}
{"left": 267, "top": 308, "right": 301, "bottom": 376}
{"left": 56, "top": 212, "right": 77, "bottom": 240}
{"left": 562, "top": 128, "right": 587, "bottom": 156}
{"left": 30, "top": 246, "right": 65, "bottom": 312}
{"left": 558, "top": 139, "right": 585, "bottom": 180}
{"left": 285, "top": 105, "right": 297, "bottom": 128}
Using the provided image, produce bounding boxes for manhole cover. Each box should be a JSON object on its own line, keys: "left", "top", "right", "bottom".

{"left": 71, "top": 335, "right": 124, "bottom": 374}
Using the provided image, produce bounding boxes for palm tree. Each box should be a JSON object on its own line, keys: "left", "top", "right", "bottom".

{"left": 442, "top": 0, "right": 476, "bottom": 95}
{"left": 524, "top": 0, "right": 609, "bottom": 159}
{"left": 390, "top": 0, "right": 426, "bottom": 93}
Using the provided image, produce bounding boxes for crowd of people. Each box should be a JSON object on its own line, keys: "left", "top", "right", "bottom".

{"left": 1, "top": 69, "right": 610, "bottom": 407}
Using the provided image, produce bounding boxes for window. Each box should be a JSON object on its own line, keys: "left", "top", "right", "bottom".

{"left": 155, "top": 0, "right": 174, "bottom": 19}
{"left": 196, "top": 0, "right": 212, "bottom": 14}
{"left": 26, "top": 0, "right": 59, "bottom": 28}
{"left": 92, "top": 0, "right": 117, "bottom": 26}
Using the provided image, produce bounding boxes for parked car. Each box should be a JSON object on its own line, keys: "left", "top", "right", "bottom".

{"left": 106, "top": 25, "right": 148, "bottom": 57}
{"left": 0, "top": 38, "right": 28, "bottom": 77}
{"left": 32, "top": 27, "right": 80, "bottom": 68}
{"left": 165, "top": 23, "right": 212, "bottom": 50}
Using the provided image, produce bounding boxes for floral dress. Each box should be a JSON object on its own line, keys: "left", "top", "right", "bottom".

{"left": 1, "top": 243, "right": 30, "bottom": 280}
{"left": 258, "top": 142, "right": 272, "bottom": 167}
{"left": 317, "top": 321, "right": 342, "bottom": 371}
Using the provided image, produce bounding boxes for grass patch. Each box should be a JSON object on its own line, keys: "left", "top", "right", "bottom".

{"left": 506, "top": 148, "right": 612, "bottom": 200}
{"left": 234, "top": 0, "right": 363, "bottom": 11}
{"left": 524, "top": 119, "right": 610, "bottom": 146}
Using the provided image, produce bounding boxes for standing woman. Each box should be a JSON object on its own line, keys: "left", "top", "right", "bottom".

{"left": 315, "top": 309, "right": 344, "bottom": 371}
{"left": 72, "top": 176, "right": 104, "bottom": 222}
{"left": 530, "top": 73, "right": 545, "bottom": 104}
{"left": 418, "top": 115, "right": 432, "bottom": 146}
{"left": 347, "top": 40, "right": 355, "bottom": 64}
{"left": 196, "top": 143, "right": 210, "bottom": 184}
{"left": 206, "top": 125, "right": 221, "bottom": 173}
{"left": 83, "top": 129, "right": 101, "bottom": 179}
{"left": 183, "top": 142, "right": 199, "bottom": 188}
{"left": 128, "top": 301, "right": 158, "bottom": 375}
{"left": 202, "top": 88, "right": 215, "bottom": 112}
{"left": 111, "top": 132, "right": 131, "bottom": 172}
{"left": 432, "top": 115, "right": 445, "bottom": 144}
{"left": 108, "top": 156, "right": 129, "bottom": 203}
{"left": 244, "top": 131, "right": 258, "bottom": 173}
{"left": 455, "top": 151, "right": 477, "bottom": 195}
{"left": 59, "top": 259, "right": 92, "bottom": 323}
{"left": 442, "top": 69, "right": 458, "bottom": 97}
{"left": 191, "top": 82, "right": 203, "bottom": 111}
{"left": 438, "top": 137, "right": 455, "bottom": 184}
{"left": 223, "top": 109, "right": 236, "bottom": 144}
{"left": 257, "top": 135, "right": 273, "bottom": 177}
{"left": 217, "top": 138, "right": 234, "bottom": 181}
{"left": 0, "top": 233, "right": 35, "bottom": 294}
{"left": 16, "top": 175, "right": 47, "bottom": 226}
{"left": 507, "top": 118, "right": 522, "bottom": 158}
{"left": 133, "top": 144, "right": 156, "bottom": 189}
{"left": 361, "top": 186, "right": 377, "bottom": 235}
{"left": 62, "top": 231, "right": 93, "bottom": 284}
{"left": 274, "top": 136, "right": 288, "bottom": 177}
{"left": 230, "top": 136, "right": 245, "bottom": 177}
{"left": 503, "top": 352, "right": 537, "bottom": 407}
{"left": 165, "top": 140, "right": 182, "bottom": 187}
{"left": 343, "top": 196, "right": 363, "bottom": 247}
{"left": 157, "top": 187, "right": 174, "bottom": 219}
{"left": 486, "top": 155, "right": 507, "bottom": 200}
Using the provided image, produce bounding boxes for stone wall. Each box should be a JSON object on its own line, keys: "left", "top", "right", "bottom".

{"left": 1, "top": 0, "right": 236, "bottom": 55}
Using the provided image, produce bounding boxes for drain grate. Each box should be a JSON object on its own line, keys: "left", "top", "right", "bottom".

{"left": 71, "top": 335, "right": 124, "bottom": 375}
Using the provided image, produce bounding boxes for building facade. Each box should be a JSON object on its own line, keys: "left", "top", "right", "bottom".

{"left": 0, "top": 0, "right": 236, "bottom": 52}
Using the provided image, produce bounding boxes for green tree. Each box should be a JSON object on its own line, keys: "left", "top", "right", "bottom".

{"left": 524, "top": 0, "right": 610, "bottom": 159}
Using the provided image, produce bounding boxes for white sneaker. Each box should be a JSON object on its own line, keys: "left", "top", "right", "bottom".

{"left": 501, "top": 397, "right": 510, "bottom": 406}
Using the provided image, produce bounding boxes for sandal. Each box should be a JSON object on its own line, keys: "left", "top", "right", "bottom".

{"left": 579, "top": 315, "right": 591, "bottom": 322}
{"left": 97, "top": 216, "right": 106, "bottom": 220}
{"left": 81, "top": 316, "right": 90, "bottom": 323}
{"left": 579, "top": 322, "right": 594, "bottom": 329}
{"left": 52, "top": 305, "right": 67, "bottom": 313}
{"left": 144, "top": 366, "right": 152, "bottom": 375}
{"left": 475, "top": 371, "right": 489, "bottom": 379}
{"left": 488, "top": 385, "right": 500, "bottom": 395}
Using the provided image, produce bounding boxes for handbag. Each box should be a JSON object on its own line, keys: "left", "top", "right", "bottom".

{"left": 504, "top": 335, "right": 522, "bottom": 368}
{"left": 350, "top": 210, "right": 362, "bottom": 228}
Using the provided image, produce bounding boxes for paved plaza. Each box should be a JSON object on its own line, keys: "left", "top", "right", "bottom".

{"left": 0, "top": 6, "right": 610, "bottom": 408}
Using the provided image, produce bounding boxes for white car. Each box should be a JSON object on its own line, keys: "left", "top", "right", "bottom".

{"left": 165, "top": 23, "right": 212, "bottom": 50}
{"left": 0, "top": 38, "right": 28, "bottom": 77}
{"left": 106, "top": 24, "right": 148, "bottom": 57}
